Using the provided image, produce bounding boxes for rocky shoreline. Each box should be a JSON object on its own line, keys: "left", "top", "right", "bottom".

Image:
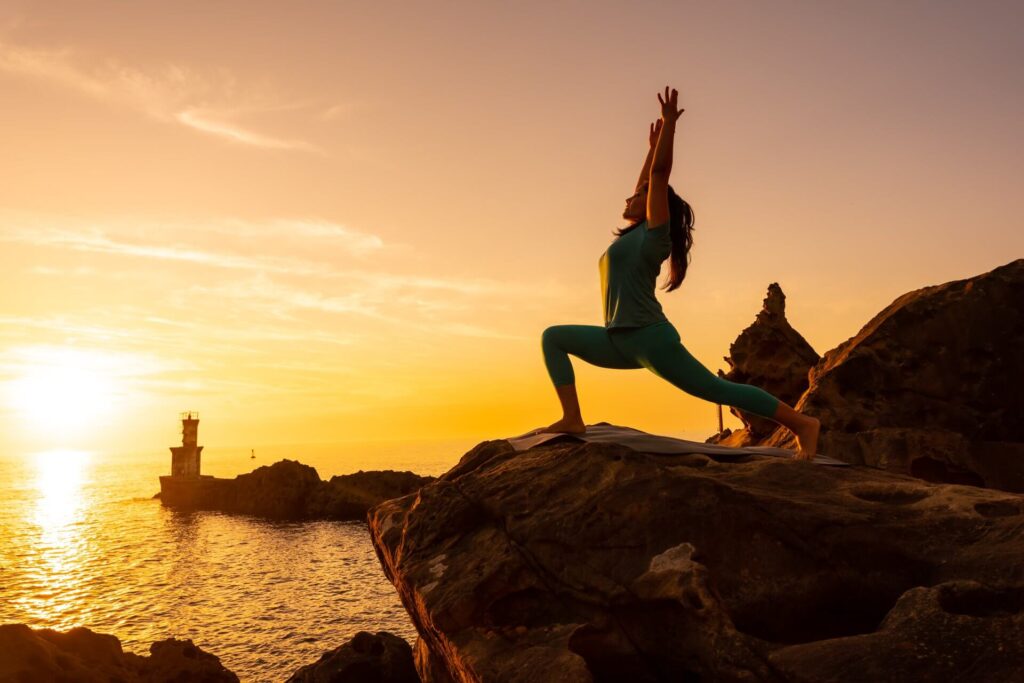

{"left": 0, "top": 624, "right": 240, "bottom": 682}
{"left": 0, "top": 623, "right": 419, "bottom": 683}
{"left": 155, "top": 459, "right": 434, "bottom": 521}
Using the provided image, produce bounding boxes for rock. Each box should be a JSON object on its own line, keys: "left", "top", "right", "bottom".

{"left": 771, "top": 580, "right": 1024, "bottom": 682}
{"left": 159, "top": 459, "right": 434, "bottom": 520}
{"left": 0, "top": 624, "right": 238, "bottom": 682}
{"left": 413, "top": 637, "right": 454, "bottom": 683}
{"left": 369, "top": 437, "right": 1024, "bottom": 682}
{"left": 286, "top": 631, "right": 419, "bottom": 682}
{"left": 220, "top": 459, "right": 324, "bottom": 518}
{"left": 144, "top": 638, "right": 241, "bottom": 682}
{"left": 710, "top": 283, "right": 819, "bottom": 445}
{"left": 764, "top": 259, "right": 1024, "bottom": 491}
{"left": 307, "top": 471, "right": 435, "bottom": 520}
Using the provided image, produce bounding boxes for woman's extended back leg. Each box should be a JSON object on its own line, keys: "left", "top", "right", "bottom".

{"left": 628, "top": 323, "right": 781, "bottom": 418}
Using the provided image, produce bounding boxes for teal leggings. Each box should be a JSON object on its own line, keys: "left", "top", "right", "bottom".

{"left": 541, "top": 320, "right": 780, "bottom": 419}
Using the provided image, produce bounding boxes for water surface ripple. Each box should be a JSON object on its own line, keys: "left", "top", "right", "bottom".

{"left": 0, "top": 443, "right": 463, "bottom": 681}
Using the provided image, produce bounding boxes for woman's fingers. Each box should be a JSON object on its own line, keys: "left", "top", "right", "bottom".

{"left": 658, "top": 87, "right": 684, "bottom": 120}
{"left": 658, "top": 87, "right": 677, "bottom": 107}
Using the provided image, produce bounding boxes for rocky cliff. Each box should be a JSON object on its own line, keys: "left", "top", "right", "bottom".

{"left": 369, "top": 438, "right": 1024, "bottom": 682}
{"left": 158, "top": 459, "right": 434, "bottom": 521}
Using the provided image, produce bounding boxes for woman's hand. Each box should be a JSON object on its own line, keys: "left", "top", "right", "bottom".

{"left": 648, "top": 119, "right": 663, "bottom": 148}
{"left": 658, "top": 86, "right": 685, "bottom": 122}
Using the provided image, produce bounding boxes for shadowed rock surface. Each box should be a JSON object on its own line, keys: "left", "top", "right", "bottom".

{"left": 286, "top": 630, "right": 419, "bottom": 682}
{"left": 710, "top": 283, "right": 819, "bottom": 447}
{"left": 762, "top": 259, "right": 1024, "bottom": 491}
{"left": 159, "top": 459, "right": 434, "bottom": 520}
{"left": 0, "top": 624, "right": 239, "bottom": 682}
{"left": 369, "top": 438, "right": 1024, "bottom": 682}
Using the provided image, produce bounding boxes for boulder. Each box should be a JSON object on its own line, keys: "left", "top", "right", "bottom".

{"left": 369, "top": 437, "right": 1024, "bottom": 682}
{"left": 0, "top": 624, "right": 238, "bottom": 682}
{"left": 286, "top": 631, "right": 419, "bottom": 682}
{"left": 218, "top": 459, "right": 323, "bottom": 518}
{"left": 144, "top": 638, "right": 241, "bottom": 682}
{"left": 709, "top": 283, "right": 819, "bottom": 446}
{"left": 764, "top": 259, "right": 1024, "bottom": 491}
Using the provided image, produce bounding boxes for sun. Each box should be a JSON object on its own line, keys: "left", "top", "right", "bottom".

{"left": 6, "top": 347, "right": 121, "bottom": 440}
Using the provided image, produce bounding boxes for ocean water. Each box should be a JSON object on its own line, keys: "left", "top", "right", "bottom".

{"left": 0, "top": 439, "right": 473, "bottom": 681}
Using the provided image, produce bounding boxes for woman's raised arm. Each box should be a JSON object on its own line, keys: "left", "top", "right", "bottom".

{"left": 633, "top": 120, "right": 661, "bottom": 193}
{"left": 647, "top": 86, "right": 685, "bottom": 229}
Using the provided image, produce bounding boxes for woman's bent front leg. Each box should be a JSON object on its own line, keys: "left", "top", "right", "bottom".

{"left": 539, "top": 324, "right": 642, "bottom": 433}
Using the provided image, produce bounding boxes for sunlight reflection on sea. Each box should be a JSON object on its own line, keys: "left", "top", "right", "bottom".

{"left": 0, "top": 440, "right": 470, "bottom": 681}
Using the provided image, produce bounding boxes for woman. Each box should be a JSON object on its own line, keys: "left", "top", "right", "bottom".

{"left": 538, "top": 86, "right": 820, "bottom": 460}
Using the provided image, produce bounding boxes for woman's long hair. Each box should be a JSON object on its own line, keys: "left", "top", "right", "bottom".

{"left": 613, "top": 184, "right": 695, "bottom": 292}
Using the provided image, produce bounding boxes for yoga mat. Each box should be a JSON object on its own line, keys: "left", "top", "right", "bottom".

{"left": 506, "top": 422, "right": 849, "bottom": 466}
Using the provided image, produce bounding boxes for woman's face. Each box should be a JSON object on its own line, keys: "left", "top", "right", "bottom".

{"left": 623, "top": 184, "right": 647, "bottom": 222}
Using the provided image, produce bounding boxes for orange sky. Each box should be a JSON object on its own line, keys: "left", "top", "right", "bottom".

{"left": 1, "top": 1, "right": 1022, "bottom": 456}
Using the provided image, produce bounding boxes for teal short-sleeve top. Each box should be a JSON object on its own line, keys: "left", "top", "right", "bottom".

{"left": 599, "top": 218, "right": 672, "bottom": 329}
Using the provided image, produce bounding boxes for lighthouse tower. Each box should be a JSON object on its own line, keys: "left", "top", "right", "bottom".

{"left": 169, "top": 411, "right": 203, "bottom": 477}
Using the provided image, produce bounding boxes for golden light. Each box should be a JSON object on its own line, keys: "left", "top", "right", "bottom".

{"left": 5, "top": 347, "right": 121, "bottom": 441}
{"left": 6, "top": 449, "right": 93, "bottom": 627}
{"left": 32, "top": 448, "right": 91, "bottom": 535}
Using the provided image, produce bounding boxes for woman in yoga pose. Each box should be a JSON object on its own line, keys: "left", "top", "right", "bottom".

{"left": 539, "top": 86, "right": 821, "bottom": 460}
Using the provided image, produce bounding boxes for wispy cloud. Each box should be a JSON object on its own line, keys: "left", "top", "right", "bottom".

{"left": 320, "top": 102, "right": 356, "bottom": 121}
{"left": 177, "top": 108, "right": 322, "bottom": 153}
{"left": 193, "top": 275, "right": 384, "bottom": 320}
{"left": 0, "top": 313, "right": 358, "bottom": 353}
{"left": 5, "top": 225, "right": 329, "bottom": 274}
{"left": 189, "top": 274, "right": 536, "bottom": 341}
{"left": 220, "top": 217, "right": 386, "bottom": 256}
{"left": 4, "top": 206, "right": 577, "bottom": 344}
{"left": 1, "top": 209, "right": 568, "bottom": 303}
{"left": 0, "top": 38, "right": 322, "bottom": 152}
{"left": 0, "top": 210, "right": 388, "bottom": 272}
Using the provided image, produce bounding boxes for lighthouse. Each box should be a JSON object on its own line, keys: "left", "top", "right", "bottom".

{"left": 169, "top": 411, "right": 203, "bottom": 477}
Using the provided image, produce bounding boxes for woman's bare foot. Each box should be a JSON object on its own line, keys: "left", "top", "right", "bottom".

{"left": 539, "top": 417, "right": 586, "bottom": 435}
{"left": 793, "top": 416, "right": 820, "bottom": 461}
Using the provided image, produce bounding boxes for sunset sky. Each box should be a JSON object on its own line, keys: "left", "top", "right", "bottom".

{"left": 1, "top": 1, "right": 1021, "bottom": 457}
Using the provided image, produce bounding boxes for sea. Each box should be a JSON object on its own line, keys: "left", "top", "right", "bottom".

{"left": 0, "top": 439, "right": 475, "bottom": 681}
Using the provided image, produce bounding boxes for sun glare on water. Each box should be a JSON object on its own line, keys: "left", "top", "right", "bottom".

{"left": 33, "top": 448, "right": 91, "bottom": 533}
{"left": 5, "top": 347, "right": 123, "bottom": 443}
{"left": 5, "top": 448, "right": 95, "bottom": 627}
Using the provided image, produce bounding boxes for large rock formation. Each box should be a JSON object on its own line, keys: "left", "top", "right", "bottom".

{"left": 286, "top": 631, "right": 419, "bottom": 683}
{"left": 369, "top": 438, "right": 1024, "bottom": 682}
{"left": 0, "top": 624, "right": 238, "bottom": 682}
{"left": 763, "top": 259, "right": 1024, "bottom": 491}
{"left": 159, "top": 459, "right": 434, "bottom": 520}
{"left": 711, "top": 283, "right": 819, "bottom": 446}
